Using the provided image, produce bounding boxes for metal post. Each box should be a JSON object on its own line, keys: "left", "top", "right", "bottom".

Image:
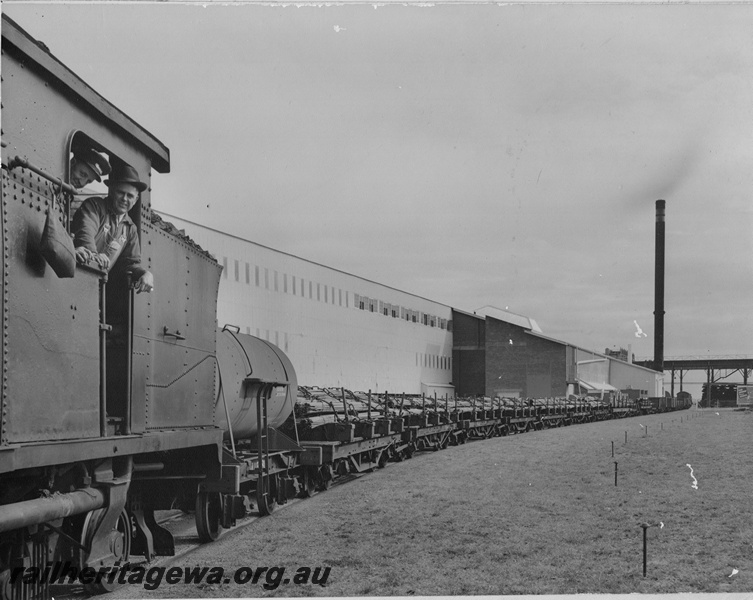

{"left": 614, "top": 462, "right": 618, "bottom": 486}
{"left": 341, "top": 387, "right": 349, "bottom": 422}
{"left": 367, "top": 389, "right": 372, "bottom": 421}
{"left": 625, "top": 431, "right": 628, "bottom": 444}
{"left": 611, "top": 441, "right": 614, "bottom": 457}
{"left": 641, "top": 524, "right": 649, "bottom": 577}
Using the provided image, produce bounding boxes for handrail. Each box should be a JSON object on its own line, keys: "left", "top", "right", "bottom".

{"left": 7, "top": 155, "right": 77, "bottom": 196}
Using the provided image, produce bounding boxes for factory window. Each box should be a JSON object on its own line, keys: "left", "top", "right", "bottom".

{"left": 265, "top": 329, "right": 270, "bottom": 341}
{"left": 234, "top": 260, "right": 239, "bottom": 282}
{"left": 309, "top": 281, "right": 313, "bottom": 299}
{"left": 317, "top": 283, "right": 321, "bottom": 301}
{"left": 275, "top": 331, "right": 279, "bottom": 346}
{"left": 264, "top": 268, "right": 269, "bottom": 289}
{"left": 292, "top": 276, "right": 296, "bottom": 295}
{"left": 422, "top": 314, "right": 428, "bottom": 326}
{"left": 412, "top": 314, "right": 417, "bottom": 323}
{"left": 274, "top": 271, "right": 279, "bottom": 292}
{"left": 284, "top": 274, "right": 288, "bottom": 293}
{"left": 245, "top": 263, "right": 250, "bottom": 284}
{"left": 324, "top": 285, "right": 328, "bottom": 303}
{"left": 222, "top": 257, "right": 228, "bottom": 279}
{"left": 300, "top": 278, "right": 304, "bottom": 296}
{"left": 255, "top": 266, "right": 260, "bottom": 286}
{"left": 391, "top": 307, "right": 398, "bottom": 318}
{"left": 447, "top": 320, "right": 453, "bottom": 332}
{"left": 430, "top": 317, "right": 436, "bottom": 327}
{"left": 339, "top": 289, "right": 342, "bottom": 306}
{"left": 369, "top": 300, "right": 376, "bottom": 312}
{"left": 345, "top": 292, "right": 349, "bottom": 307}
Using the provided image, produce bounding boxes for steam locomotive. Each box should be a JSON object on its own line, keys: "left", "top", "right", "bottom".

{"left": 0, "top": 15, "right": 690, "bottom": 600}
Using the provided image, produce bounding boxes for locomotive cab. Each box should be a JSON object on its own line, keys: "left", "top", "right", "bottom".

{"left": 1, "top": 17, "right": 225, "bottom": 599}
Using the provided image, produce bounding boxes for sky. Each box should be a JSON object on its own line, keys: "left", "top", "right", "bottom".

{"left": 4, "top": 1, "right": 752, "bottom": 391}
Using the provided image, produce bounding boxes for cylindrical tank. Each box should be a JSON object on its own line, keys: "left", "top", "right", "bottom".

{"left": 215, "top": 328, "right": 297, "bottom": 440}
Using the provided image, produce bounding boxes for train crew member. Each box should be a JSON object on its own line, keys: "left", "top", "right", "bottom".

{"left": 71, "top": 163, "right": 154, "bottom": 293}
{"left": 69, "top": 147, "right": 111, "bottom": 190}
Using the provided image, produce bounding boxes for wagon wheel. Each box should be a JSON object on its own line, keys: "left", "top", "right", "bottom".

{"left": 256, "top": 475, "right": 278, "bottom": 516}
{"left": 404, "top": 443, "right": 415, "bottom": 460}
{"left": 301, "top": 468, "right": 318, "bottom": 498}
{"left": 196, "top": 491, "right": 223, "bottom": 542}
{"left": 317, "top": 465, "right": 333, "bottom": 491}
{"left": 79, "top": 507, "right": 132, "bottom": 593}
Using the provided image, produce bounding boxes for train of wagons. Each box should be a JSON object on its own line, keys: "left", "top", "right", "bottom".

{"left": 0, "top": 16, "right": 691, "bottom": 600}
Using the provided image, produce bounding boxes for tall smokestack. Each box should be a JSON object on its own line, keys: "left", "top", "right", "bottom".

{"left": 654, "top": 199, "right": 666, "bottom": 372}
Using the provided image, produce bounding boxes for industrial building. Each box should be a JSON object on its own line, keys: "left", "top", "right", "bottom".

{"left": 159, "top": 213, "right": 454, "bottom": 396}
{"left": 159, "top": 213, "right": 662, "bottom": 399}
{"left": 452, "top": 306, "right": 664, "bottom": 399}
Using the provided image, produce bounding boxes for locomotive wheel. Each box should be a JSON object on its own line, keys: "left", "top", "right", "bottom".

{"left": 79, "top": 508, "right": 132, "bottom": 594}
{"left": 196, "top": 492, "right": 223, "bottom": 543}
{"left": 256, "top": 476, "right": 278, "bottom": 516}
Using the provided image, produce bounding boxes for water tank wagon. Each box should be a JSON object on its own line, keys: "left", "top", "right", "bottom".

{"left": 215, "top": 327, "right": 297, "bottom": 440}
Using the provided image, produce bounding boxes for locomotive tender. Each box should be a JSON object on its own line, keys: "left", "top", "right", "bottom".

{"left": 0, "top": 15, "right": 691, "bottom": 600}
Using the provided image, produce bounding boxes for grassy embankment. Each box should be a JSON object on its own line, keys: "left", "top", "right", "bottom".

{"left": 111, "top": 407, "right": 753, "bottom": 597}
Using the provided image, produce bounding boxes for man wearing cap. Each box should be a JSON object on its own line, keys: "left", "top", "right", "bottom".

{"left": 71, "top": 163, "right": 154, "bottom": 294}
{"left": 70, "top": 148, "right": 111, "bottom": 190}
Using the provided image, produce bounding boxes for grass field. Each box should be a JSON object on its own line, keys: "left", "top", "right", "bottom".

{"left": 109, "top": 407, "right": 753, "bottom": 597}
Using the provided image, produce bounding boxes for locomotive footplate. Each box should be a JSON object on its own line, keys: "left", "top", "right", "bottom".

{"left": 0, "top": 429, "right": 225, "bottom": 474}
